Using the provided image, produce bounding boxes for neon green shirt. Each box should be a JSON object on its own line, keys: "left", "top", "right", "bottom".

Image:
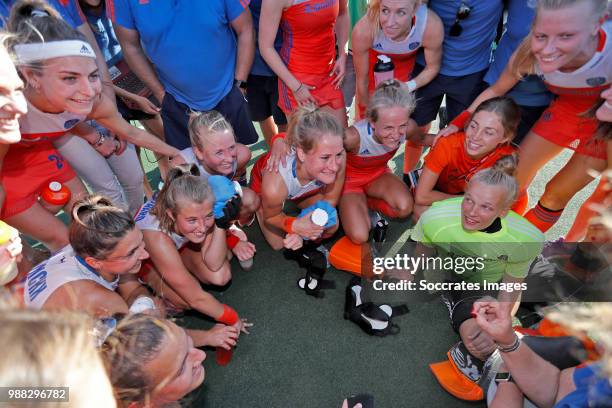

{"left": 411, "top": 197, "right": 544, "bottom": 283}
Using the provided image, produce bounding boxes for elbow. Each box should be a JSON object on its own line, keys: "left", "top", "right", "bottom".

{"left": 414, "top": 193, "right": 431, "bottom": 207}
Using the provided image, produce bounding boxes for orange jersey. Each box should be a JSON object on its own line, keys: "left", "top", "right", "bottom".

{"left": 424, "top": 132, "right": 516, "bottom": 194}
{"left": 280, "top": 0, "right": 339, "bottom": 75}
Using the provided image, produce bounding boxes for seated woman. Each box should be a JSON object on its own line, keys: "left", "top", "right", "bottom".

{"left": 136, "top": 165, "right": 249, "bottom": 333}
{"left": 413, "top": 162, "right": 543, "bottom": 381}
{"left": 339, "top": 79, "right": 416, "bottom": 245}
{"left": 250, "top": 106, "right": 345, "bottom": 252}
{"left": 101, "top": 313, "right": 208, "bottom": 408}
{"left": 3, "top": 1, "right": 181, "bottom": 251}
{"left": 23, "top": 195, "right": 238, "bottom": 348}
{"left": 413, "top": 97, "right": 521, "bottom": 221}
{"left": 180, "top": 110, "right": 259, "bottom": 265}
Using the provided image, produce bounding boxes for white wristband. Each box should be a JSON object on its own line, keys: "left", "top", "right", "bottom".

{"left": 406, "top": 80, "right": 417, "bottom": 92}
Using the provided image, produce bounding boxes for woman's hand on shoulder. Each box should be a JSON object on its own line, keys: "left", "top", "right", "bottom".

{"left": 433, "top": 124, "right": 459, "bottom": 146}
{"left": 266, "top": 136, "right": 290, "bottom": 172}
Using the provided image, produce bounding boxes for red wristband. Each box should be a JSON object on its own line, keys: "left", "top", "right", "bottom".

{"left": 270, "top": 133, "right": 286, "bottom": 146}
{"left": 226, "top": 232, "right": 241, "bottom": 250}
{"left": 217, "top": 304, "right": 239, "bottom": 325}
{"left": 450, "top": 110, "right": 471, "bottom": 130}
{"left": 283, "top": 216, "right": 296, "bottom": 234}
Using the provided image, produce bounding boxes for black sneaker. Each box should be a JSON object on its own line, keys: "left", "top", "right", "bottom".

{"left": 370, "top": 211, "right": 389, "bottom": 243}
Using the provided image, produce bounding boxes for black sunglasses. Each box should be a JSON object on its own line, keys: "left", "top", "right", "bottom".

{"left": 449, "top": 2, "right": 471, "bottom": 37}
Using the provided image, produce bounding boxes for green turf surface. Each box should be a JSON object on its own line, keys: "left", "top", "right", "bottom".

{"left": 138, "top": 121, "right": 597, "bottom": 408}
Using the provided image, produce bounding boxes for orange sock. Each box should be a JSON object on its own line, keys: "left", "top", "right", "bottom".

{"left": 367, "top": 197, "right": 400, "bottom": 218}
{"left": 511, "top": 190, "right": 529, "bottom": 215}
{"left": 524, "top": 201, "right": 563, "bottom": 232}
{"left": 566, "top": 178, "right": 608, "bottom": 241}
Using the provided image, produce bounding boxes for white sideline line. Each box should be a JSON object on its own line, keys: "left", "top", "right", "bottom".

{"left": 384, "top": 228, "right": 413, "bottom": 258}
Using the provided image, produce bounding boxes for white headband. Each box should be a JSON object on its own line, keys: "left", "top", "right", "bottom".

{"left": 14, "top": 40, "right": 95, "bottom": 64}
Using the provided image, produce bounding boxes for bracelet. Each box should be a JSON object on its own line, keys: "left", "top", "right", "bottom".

{"left": 226, "top": 231, "right": 241, "bottom": 250}
{"left": 90, "top": 131, "right": 105, "bottom": 147}
{"left": 497, "top": 333, "right": 521, "bottom": 353}
{"left": 217, "top": 304, "right": 239, "bottom": 325}
{"left": 293, "top": 82, "right": 304, "bottom": 94}
{"left": 283, "top": 216, "right": 296, "bottom": 234}
{"left": 406, "top": 80, "right": 417, "bottom": 92}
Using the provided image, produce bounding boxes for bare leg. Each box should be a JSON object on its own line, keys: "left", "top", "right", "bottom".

{"left": 339, "top": 192, "right": 370, "bottom": 244}
{"left": 516, "top": 131, "right": 565, "bottom": 191}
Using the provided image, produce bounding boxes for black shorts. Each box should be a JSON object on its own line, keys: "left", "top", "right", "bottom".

{"left": 116, "top": 96, "right": 156, "bottom": 122}
{"left": 514, "top": 104, "right": 547, "bottom": 146}
{"left": 442, "top": 282, "right": 497, "bottom": 333}
{"left": 411, "top": 64, "right": 487, "bottom": 127}
{"left": 161, "top": 86, "right": 259, "bottom": 150}
{"left": 246, "top": 74, "right": 287, "bottom": 125}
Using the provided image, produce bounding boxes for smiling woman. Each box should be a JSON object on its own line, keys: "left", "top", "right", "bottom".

{"left": 23, "top": 195, "right": 149, "bottom": 315}
{"left": 1, "top": 0, "right": 181, "bottom": 254}
{"left": 438, "top": 0, "right": 611, "bottom": 235}
{"left": 339, "top": 79, "right": 416, "bottom": 245}
{"left": 250, "top": 105, "right": 346, "bottom": 252}
{"left": 0, "top": 36, "right": 27, "bottom": 145}
{"left": 413, "top": 97, "right": 521, "bottom": 221}
{"left": 135, "top": 165, "right": 249, "bottom": 338}
{"left": 101, "top": 314, "right": 207, "bottom": 408}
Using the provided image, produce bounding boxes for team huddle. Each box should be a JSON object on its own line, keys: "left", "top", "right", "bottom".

{"left": 0, "top": 0, "right": 611, "bottom": 407}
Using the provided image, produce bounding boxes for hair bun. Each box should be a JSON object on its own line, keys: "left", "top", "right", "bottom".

{"left": 492, "top": 153, "right": 519, "bottom": 176}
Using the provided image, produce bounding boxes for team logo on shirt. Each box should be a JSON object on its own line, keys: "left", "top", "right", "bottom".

{"left": 409, "top": 42, "right": 420, "bottom": 50}
{"left": 586, "top": 77, "right": 606, "bottom": 87}
{"left": 64, "top": 119, "right": 80, "bottom": 129}
{"left": 542, "top": 111, "right": 553, "bottom": 122}
{"left": 48, "top": 154, "right": 65, "bottom": 170}
{"left": 360, "top": 148, "right": 371, "bottom": 155}
{"left": 304, "top": 0, "right": 335, "bottom": 13}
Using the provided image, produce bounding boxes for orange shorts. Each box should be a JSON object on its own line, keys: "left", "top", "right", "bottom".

{"left": 249, "top": 154, "right": 267, "bottom": 196}
{"left": 1, "top": 142, "right": 76, "bottom": 219}
{"left": 278, "top": 71, "right": 345, "bottom": 114}
{"left": 342, "top": 167, "right": 390, "bottom": 195}
{"left": 531, "top": 98, "right": 607, "bottom": 160}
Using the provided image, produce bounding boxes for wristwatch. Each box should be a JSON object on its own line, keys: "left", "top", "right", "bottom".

{"left": 494, "top": 372, "right": 513, "bottom": 383}
{"left": 234, "top": 79, "right": 248, "bottom": 90}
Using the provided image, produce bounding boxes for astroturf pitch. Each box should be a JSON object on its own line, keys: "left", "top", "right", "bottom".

{"left": 138, "top": 124, "right": 597, "bottom": 408}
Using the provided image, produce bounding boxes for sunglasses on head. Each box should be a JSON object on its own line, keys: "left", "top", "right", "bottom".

{"left": 449, "top": 2, "right": 471, "bottom": 37}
